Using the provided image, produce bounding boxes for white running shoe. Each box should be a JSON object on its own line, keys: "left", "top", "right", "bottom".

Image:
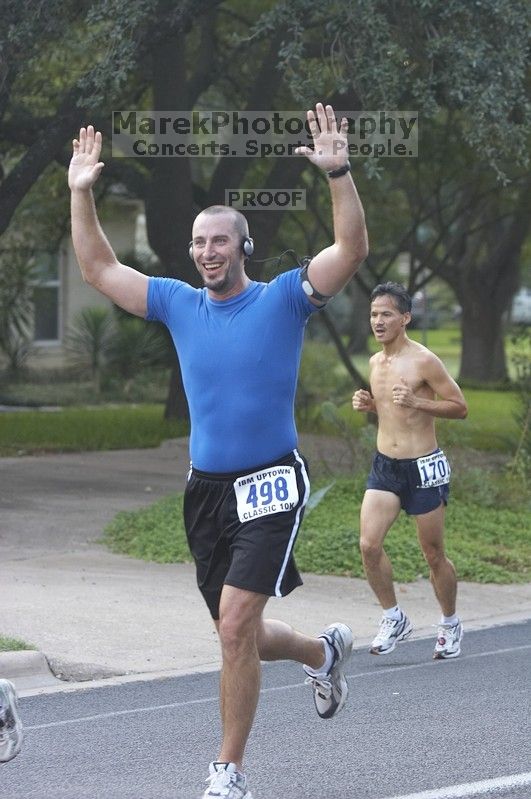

{"left": 0, "top": 679, "right": 23, "bottom": 763}
{"left": 202, "top": 762, "right": 253, "bottom": 799}
{"left": 303, "top": 622, "right": 353, "bottom": 719}
{"left": 370, "top": 612, "right": 413, "bottom": 655}
{"left": 433, "top": 621, "right": 463, "bottom": 659}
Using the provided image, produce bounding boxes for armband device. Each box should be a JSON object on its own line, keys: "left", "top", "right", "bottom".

{"left": 300, "top": 262, "right": 334, "bottom": 305}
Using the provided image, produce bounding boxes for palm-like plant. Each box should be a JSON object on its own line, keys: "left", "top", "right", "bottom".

{"left": 106, "top": 316, "right": 171, "bottom": 396}
{"left": 65, "top": 306, "right": 115, "bottom": 393}
{"left": 65, "top": 306, "right": 172, "bottom": 395}
{"left": 0, "top": 247, "right": 36, "bottom": 375}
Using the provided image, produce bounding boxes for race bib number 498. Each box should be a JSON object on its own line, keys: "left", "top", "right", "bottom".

{"left": 234, "top": 465, "right": 299, "bottom": 523}
{"left": 416, "top": 451, "right": 451, "bottom": 488}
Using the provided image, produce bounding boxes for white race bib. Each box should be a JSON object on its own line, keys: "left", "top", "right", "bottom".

{"left": 234, "top": 464, "right": 299, "bottom": 523}
{"left": 416, "top": 451, "right": 451, "bottom": 488}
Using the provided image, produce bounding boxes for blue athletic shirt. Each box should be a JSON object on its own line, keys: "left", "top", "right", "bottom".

{"left": 146, "top": 268, "right": 320, "bottom": 473}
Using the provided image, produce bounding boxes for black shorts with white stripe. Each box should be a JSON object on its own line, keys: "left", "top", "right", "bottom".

{"left": 183, "top": 449, "right": 310, "bottom": 619}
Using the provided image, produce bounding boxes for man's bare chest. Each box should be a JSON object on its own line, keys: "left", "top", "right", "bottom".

{"left": 370, "top": 360, "right": 423, "bottom": 399}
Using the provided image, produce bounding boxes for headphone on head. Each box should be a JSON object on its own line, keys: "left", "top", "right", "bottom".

{"left": 188, "top": 237, "right": 254, "bottom": 260}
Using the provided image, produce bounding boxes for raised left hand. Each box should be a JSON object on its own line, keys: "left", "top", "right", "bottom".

{"left": 295, "top": 102, "right": 349, "bottom": 173}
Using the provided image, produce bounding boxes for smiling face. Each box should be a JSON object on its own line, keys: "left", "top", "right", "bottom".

{"left": 190, "top": 211, "right": 248, "bottom": 299}
{"left": 370, "top": 294, "right": 411, "bottom": 345}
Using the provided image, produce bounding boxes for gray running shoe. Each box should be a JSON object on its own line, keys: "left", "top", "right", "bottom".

{"left": 433, "top": 621, "right": 463, "bottom": 659}
{"left": 0, "top": 679, "right": 23, "bottom": 763}
{"left": 370, "top": 612, "right": 413, "bottom": 655}
{"left": 304, "top": 622, "right": 353, "bottom": 719}
{"left": 202, "top": 762, "right": 253, "bottom": 799}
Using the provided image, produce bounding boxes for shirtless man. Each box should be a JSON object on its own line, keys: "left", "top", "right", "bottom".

{"left": 352, "top": 282, "right": 468, "bottom": 659}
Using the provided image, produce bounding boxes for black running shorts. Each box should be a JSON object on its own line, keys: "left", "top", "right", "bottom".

{"left": 366, "top": 448, "right": 450, "bottom": 515}
{"left": 183, "top": 449, "right": 310, "bottom": 619}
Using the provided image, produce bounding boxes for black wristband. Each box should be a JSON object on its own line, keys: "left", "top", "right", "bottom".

{"left": 327, "top": 162, "right": 351, "bottom": 179}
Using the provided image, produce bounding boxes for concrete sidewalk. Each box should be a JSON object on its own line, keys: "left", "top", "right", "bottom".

{"left": 1, "top": 437, "right": 530, "bottom": 695}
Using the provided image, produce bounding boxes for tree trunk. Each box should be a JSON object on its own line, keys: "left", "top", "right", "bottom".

{"left": 320, "top": 309, "right": 369, "bottom": 390}
{"left": 144, "top": 23, "right": 197, "bottom": 421}
{"left": 164, "top": 356, "right": 190, "bottom": 421}
{"left": 459, "top": 300, "right": 508, "bottom": 383}
{"left": 345, "top": 281, "right": 371, "bottom": 354}
{"left": 455, "top": 180, "right": 531, "bottom": 384}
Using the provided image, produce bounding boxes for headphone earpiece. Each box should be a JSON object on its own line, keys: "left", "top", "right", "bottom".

{"left": 188, "top": 237, "right": 254, "bottom": 260}
{"left": 242, "top": 237, "right": 254, "bottom": 257}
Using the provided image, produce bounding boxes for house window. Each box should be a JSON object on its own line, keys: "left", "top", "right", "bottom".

{"left": 32, "top": 251, "right": 60, "bottom": 344}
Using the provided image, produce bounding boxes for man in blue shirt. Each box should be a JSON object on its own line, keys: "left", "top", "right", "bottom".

{"left": 69, "top": 102, "right": 368, "bottom": 799}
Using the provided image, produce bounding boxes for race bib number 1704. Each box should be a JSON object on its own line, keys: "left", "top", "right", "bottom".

{"left": 416, "top": 451, "right": 451, "bottom": 488}
{"left": 234, "top": 465, "right": 299, "bottom": 523}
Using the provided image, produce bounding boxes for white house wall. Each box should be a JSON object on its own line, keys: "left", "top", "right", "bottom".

{"left": 28, "top": 197, "right": 142, "bottom": 370}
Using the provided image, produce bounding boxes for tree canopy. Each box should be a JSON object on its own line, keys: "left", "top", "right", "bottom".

{"left": 1, "top": 0, "right": 530, "bottom": 395}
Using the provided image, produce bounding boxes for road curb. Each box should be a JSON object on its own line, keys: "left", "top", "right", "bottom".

{"left": 0, "top": 650, "right": 60, "bottom": 690}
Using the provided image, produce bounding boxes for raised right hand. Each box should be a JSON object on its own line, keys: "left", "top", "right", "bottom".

{"left": 352, "top": 388, "right": 375, "bottom": 412}
{"left": 68, "top": 126, "right": 105, "bottom": 191}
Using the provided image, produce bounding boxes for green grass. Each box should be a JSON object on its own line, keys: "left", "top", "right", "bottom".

{"left": 438, "top": 389, "right": 520, "bottom": 451}
{"left": 102, "top": 472, "right": 531, "bottom": 584}
{"left": 0, "top": 368, "right": 171, "bottom": 406}
{"left": 102, "top": 493, "right": 192, "bottom": 563}
{"left": 0, "top": 635, "right": 35, "bottom": 651}
{"left": 352, "top": 325, "right": 524, "bottom": 383}
{"left": 311, "top": 388, "right": 520, "bottom": 454}
{"left": 352, "top": 328, "right": 463, "bottom": 380}
{"left": 0, "top": 405, "right": 189, "bottom": 456}
{"left": 0, "top": 387, "right": 520, "bottom": 457}
{"left": 297, "top": 477, "right": 530, "bottom": 583}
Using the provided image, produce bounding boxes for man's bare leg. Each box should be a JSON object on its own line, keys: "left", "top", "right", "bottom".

{"left": 256, "top": 618, "right": 327, "bottom": 668}
{"left": 416, "top": 503, "right": 457, "bottom": 617}
{"left": 359, "top": 489, "right": 401, "bottom": 608}
{"left": 215, "top": 585, "right": 268, "bottom": 770}
{"left": 257, "top": 615, "right": 353, "bottom": 720}
{"left": 213, "top": 586, "right": 345, "bottom": 769}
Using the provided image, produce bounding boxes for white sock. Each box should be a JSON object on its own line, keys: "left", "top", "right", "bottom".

{"left": 321, "top": 638, "right": 335, "bottom": 672}
{"left": 383, "top": 605, "right": 402, "bottom": 621}
{"left": 305, "top": 637, "right": 335, "bottom": 676}
{"left": 441, "top": 614, "right": 459, "bottom": 626}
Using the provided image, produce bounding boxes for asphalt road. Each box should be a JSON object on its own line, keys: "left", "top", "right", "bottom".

{"left": 2, "top": 621, "right": 530, "bottom": 799}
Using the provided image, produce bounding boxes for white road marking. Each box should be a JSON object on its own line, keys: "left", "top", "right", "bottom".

{"left": 348, "top": 643, "right": 531, "bottom": 681}
{"left": 381, "top": 771, "right": 531, "bottom": 799}
{"left": 25, "top": 642, "right": 531, "bottom": 731}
